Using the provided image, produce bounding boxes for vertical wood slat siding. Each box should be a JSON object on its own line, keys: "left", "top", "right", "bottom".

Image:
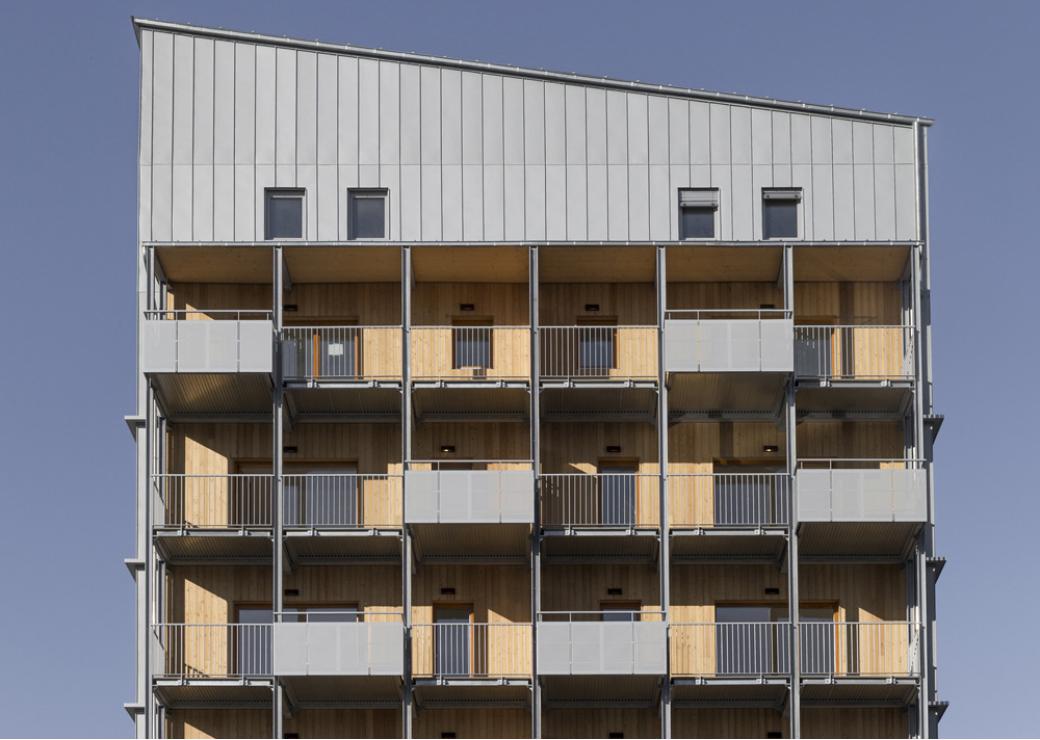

{"left": 140, "top": 28, "right": 919, "bottom": 244}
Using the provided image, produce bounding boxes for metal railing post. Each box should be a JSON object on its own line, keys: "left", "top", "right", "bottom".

{"left": 401, "top": 245, "right": 413, "bottom": 740}
{"left": 530, "top": 244, "right": 542, "bottom": 739}
{"left": 656, "top": 244, "right": 670, "bottom": 739}
{"left": 272, "top": 246, "right": 284, "bottom": 739}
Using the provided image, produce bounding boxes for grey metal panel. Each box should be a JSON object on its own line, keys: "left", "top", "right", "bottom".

{"left": 810, "top": 116, "right": 832, "bottom": 164}
{"left": 649, "top": 165, "right": 670, "bottom": 241}
{"left": 317, "top": 165, "right": 338, "bottom": 241}
{"left": 193, "top": 167, "right": 213, "bottom": 237}
{"left": 358, "top": 58, "right": 379, "bottom": 165}
{"left": 400, "top": 65, "right": 421, "bottom": 165}
{"left": 380, "top": 61, "right": 401, "bottom": 165}
{"left": 420, "top": 163, "right": 442, "bottom": 239}
{"left": 791, "top": 114, "right": 811, "bottom": 164}
{"left": 139, "top": 166, "right": 152, "bottom": 242}
{"left": 256, "top": 48, "right": 280, "bottom": 161}
{"left": 502, "top": 77, "right": 524, "bottom": 165}
{"left": 628, "top": 165, "right": 649, "bottom": 240}
{"left": 796, "top": 469, "right": 926, "bottom": 523}
{"left": 461, "top": 71, "right": 483, "bottom": 165}
{"left": 234, "top": 164, "right": 254, "bottom": 239}
{"left": 665, "top": 319, "right": 793, "bottom": 373}
{"left": 139, "top": 29, "right": 153, "bottom": 166}
{"left": 213, "top": 165, "right": 234, "bottom": 239}
{"left": 586, "top": 166, "right": 608, "bottom": 240}
{"left": 832, "top": 164, "right": 855, "bottom": 240}
{"left": 585, "top": 88, "right": 607, "bottom": 165}
{"left": 633, "top": 622, "right": 667, "bottom": 674}
{"left": 668, "top": 98, "right": 689, "bottom": 165}
{"left": 317, "top": 54, "right": 338, "bottom": 165}
{"left": 893, "top": 126, "right": 914, "bottom": 163}
{"left": 546, "top": 165, "right": 567, "bottom": 240}
{"left": 545, "top": 82, "right": 566, "bottom": 165}
{"left": 751, "top": 108, "right": 772, "bottom": 164}
{"left": 503, "top": 165, "right": 524, "bottom": 240}
{"left": 565, "top": 85, "right": 586, "bottom": 164}
{"left": 483, "top": 164, "right": 504, "bottom": 241}
{"left": 462, "top": 165, "right": 484, "bottom": 240}
{"left": 151, "top": 164, "right": 171, "bottom": 240}
{"left": 338, "top": 55, "right": 359, "bottom": 165}
{"left": 143, "top": 321, "right": 177, "bottom": 372}
{"left": 606, "top": 90, "right": 627, "bottom": 165}
{"left": 213, "top": 40, "right": 235, "bottom": 165}
{"left": 760, "top": 320, "right": 794, "bottom": 371}
{"left": 730, "top": 106, "right": 751, "bottom": 165}
{"left": 566, "top": 164, "right": 587, "bottom": 240}
{"left": 711, "top": 164, "right": 732, "bottom": 240}
{"left": 832, "top": 119, "right": 853, "bottom": 164}
{"left": 795, "top": 470, "right": 832, "bottom": 521}
{"left": 235, "top": 43, "right": 256, "bottom": 165}
{"left": 627, "top": 94, "right": 648, "bottom": 165}
{"left": 404, "top": 470, "right": 534, "bottom": 524}
{"left": 193, "top": 38, "right": 214, "bottom": 165}
{"left": 442, "top": 164, "right": 463, "bottom": 240}
{"left": 853, "top": 164, "right": 876, "bottom": 240}
{"left": 709, "top": 104, "right": 730, "bottom": 164}
{"left": 873, "top": 124, "right": 894, "bottom": 163}
{"left": 537, "top": 622, "right": 665, "bottom": 675}
{"left": 274, "top": 623, "right": 404, "bottom": 676}
{"left": 771, "top": 111, "right": 791, "bottom": 165}
{"left": 894, "top": 164, "right": 917, "bottom": 240}
{"left": 239, "top": 321, "right": 274, "bottom": 372}
{"left": 172, "top": 165, "right": 192, "bottom": 241}
{"left": 731, "top": 165, "right": 753, "bottom": 241}
{"left": 536, "top": 623, "right": 571, "bottom": 675}
{"left": 751, "top": 164, "right": 772, "bottom": 238}
{"left": 151, "top": 32, "right": 173, "bottom": 165}
{"left": 648, "top": 97, "right": 668, "bottom": 165}
{"left": 499, "top": 471, "right": 533, "bottom": 523}
{"left": 852, "top": 121, "right": 873, "bottom": 164}
{"left": 525, "top": 164, "right": 546, "bottom": 240}
{"left": 895, "top": 470, "right": 928, "bottom": 521}
{"left": 690, "top": 102, "right": 710, "bottom": 165}
{"left": 300, "top": 165, "right": 319, "bottom": 239}
{"left": 297, "top": 51, "right": 318, "bottom": 165}
{"left": 441, "top": 68, "right": 462, "bottom": 165}
{"left": 179, "top": 321, "right": 235, "bottom": 372}
{"left": 874, "top": 164, "right": 896, "bottom": 240}
{"left": 405, "top": 471, "right": 438, "bottom": 522}
{"left": 607, "top": 164, "right": 628, "bottom": 239}
{"left": 519, "top": 79, "right": 544, "bottom": 167}
{"left": 811, "top": 163, "right": 833, "bottom": 240}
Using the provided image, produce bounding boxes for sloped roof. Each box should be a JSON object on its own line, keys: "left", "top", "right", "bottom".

{"left": 132, "top": 17, "right": 932, "bottom": 126}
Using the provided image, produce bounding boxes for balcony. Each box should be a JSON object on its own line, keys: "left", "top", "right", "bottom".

{"left": 668, "top": 473, "right": 791, "bottom": 561}
{"left": 537, "top": 611, "right": 666, "bottom": 702}
{"left": 539, "top": 326, "right": 658, "bottom": 420}
{"left": 152, "top": 473, "right": 402, "bottom": 563}
{"left": 539, "top": 473, "right": 659, "bottom": 561}
{"left": 405, "top": 462, "right": 534, "bottom": 559}
{"left": 665, "top": 310, "right": 791, "bottom": 417}
{"left": 409, "top": 326, "right": 531, "bottom": 420}
{"left": 796, "top": 459, "right": 927, "bottom": 556}
{"left": 794, "top": 324, "right": 914, "bottom": 414}
{"left": 281, "top": 326, "right": 402, "bottom": 420}
{"left": 142, "top": 310, "right": 273, "bottom": 417}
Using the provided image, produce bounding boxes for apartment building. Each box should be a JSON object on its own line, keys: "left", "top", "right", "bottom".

{"left": 125, "top": 18, "right": 944, "bottom": 739}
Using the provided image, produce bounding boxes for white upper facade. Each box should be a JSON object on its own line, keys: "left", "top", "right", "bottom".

{"left": 136, "top": 19, "right": 926, "bottom": 245}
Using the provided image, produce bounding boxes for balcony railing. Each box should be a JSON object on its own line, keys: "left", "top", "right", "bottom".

{"left": 154, "top": 473, "right": 402, "bottom": 529}
{"left": 405, "top": 462, "right": 534, "bottom": 525}
{"left": 142, "top": 310, "right": 274, "bottom": 375}
{"left": 670, "top": 622, "right": 792, "bottom": 677}
{"left": 153, "top": 474, "right": 272, "bottom": 529}
{"left": 668, "top": 473, "right": 790, "bottom": 528}
{"left": 537, "top": 610, "right": 667, "bottom": 675}
{"left": 794, "top": 325, "right": 914, "bottom": 380}
{"left": 539, "top": 326, "right": 657, "bottom": 380}
{"left": 281, "top": 326, "right": 402, "bottom": 381}
{"left": 282, "top": 474, "right": 402, "bottom": 529}
{"left": 539, "top": 473, "right": 660, "bottom": 528}
{"left": 144, "top": 309, "right": 273, "bottom": 321}
{"left": 664, "top": 309, "right": 793, "bottom": 373}
{"left": 410, "top": 326, "right": 530, "bottom": 380}
{"left": 153, "top": 623, "right": 273, "bottom": 679}
{"left": 669, "top": 621, "right": 920, "bottom": 678}
{"left": 272, "top": 611, "right": 405, "bottom": 676}
{"left": 411, "top": 622, "right": 532, "bottom": 678}
{"left": 801, "top": 621, "right": 920, "bottom": 677}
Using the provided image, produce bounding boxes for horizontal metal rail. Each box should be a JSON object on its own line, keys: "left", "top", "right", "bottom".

{"left": 670, "top": 622, "right": 793, "bottom": 677}
{"left": 282, "top": 474, "right": 402, "bottom": 528}
{"left": 797, "top": 458, "right": 924, "bottom": 470}
{"left": 539, "top": 325, "right": 658, "bottom": 379}
{"left": 281, "top": 325, "right": 401, "bottom": 380}
{"left": 410, "top": 325, "right": 531, "bottom": 379}
{"left": 539, "top": 473, "right": 660, "bottom": 528}
{"left": 144, "top": 309, "right": 272, "bottom": 320}
{"left": 411, "top": 623, "right": 532, "bottom": 678}
{"left": 153, "top": 474, "right": 272, "bottom": 529}
{"left": 274, "top": 610, "right": 404, "bottom": 623}
{"left": 665, "top": 308, "right": 792, "bottom": 320}
{"left": 794, "top": 324, "right": 913, "bottom": 380}
{"left": 669, "top": 473, "right": 791, "bottom": 528}
{"left": 409, "top": 459, "right": 533, "bottom": 471}
{"left": 538, "top": 610, "right": 666, "bottom": 622}
{"left": 152, "top": 623, "right": 273, "bottom": 679}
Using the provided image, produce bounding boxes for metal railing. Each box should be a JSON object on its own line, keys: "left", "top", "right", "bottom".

{"left": 282, "top": 474, "right": 402, "bottom": 528}
{"left": 274, "top": 610, "right": 404, "bottom": 624}
{"left": 539, "top": 325, "right": 658, "bottom": 379}
{"left": 670, "top": 622, "right": 793, "bottom": 677}
{"left": 409, "top": 459, "right": 534, "bottom": 471}
{"left": 410, "top": 326, "right": 531, "bottom": 379}
{"left": 144, "top": 309, "right": 272, "bottom": 320}
{"left": 668, "top": 473, "right": 791, "bottom": 528}
{"left": 539, "top": 473, "right": 660, "bottom": 528}
{"left": 538, "top": 610, "right": 665, "bottom": 622}
{"left": 801, "top": 621, "right": 920, "bottom": 677}
{"left": 665, "top": 308, "right": 791, "bottom": 320}
{"left": 794, "top": 324, "right": 913, "bottom": 380}
{"left": 280, "top": 326, "right": 401, "bottom": 380}
{"left": 797, "top": 458, "right": 924, "bottom": 471}
{"left": 153, "top": 474, "right": 273, "bottom": 529}
{"left": 152, "top": 623, "right": 273, "bottom": 679}
{"left": 411, "top": 622, "right": 532, "bottom": 678}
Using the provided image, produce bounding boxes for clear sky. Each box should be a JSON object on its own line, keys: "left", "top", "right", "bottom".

{"left": 0, "top": 1, "right": 1036, "bottom": 737}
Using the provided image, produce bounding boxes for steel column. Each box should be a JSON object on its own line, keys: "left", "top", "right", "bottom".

{"left": 402, "top": 245, "right": 414, "bottom": 739}
{"left": 530, "top": 245, "right": 542, "bottom": 739}
{"left": 273, "top": 246, "right": 285, "bottom": 739}
{"left": 783, "top": 245, "right": 801, "bottom": 738}
{"left": 656, "top": 244, "right": 671, "bottom": 740}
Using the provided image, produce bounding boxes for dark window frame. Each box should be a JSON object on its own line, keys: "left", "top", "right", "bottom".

{"left": 678, "top": 188, "right": 720, "bottom": 240}
{"left": 761, "top": 188, "right": 802, "bottom": 240}
{"left": 347, "top": 188, "right": 389, "bottom": 240}
{"left": 264, "top": 188, "right": 306, "bottom": 240}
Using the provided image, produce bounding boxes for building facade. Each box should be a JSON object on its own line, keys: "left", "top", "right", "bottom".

{"left": 126, "top": 18, "right": 943, "bottom": 739}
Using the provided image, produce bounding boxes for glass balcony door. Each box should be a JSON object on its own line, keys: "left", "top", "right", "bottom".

{"left": 599, "top": 463, "right": 637, "bottom": 526}
{"left": 434, "top": 606, "right": 474, "bottom": 677}
{"left": 283, "top": 462, "right": 359, "bottom": 528}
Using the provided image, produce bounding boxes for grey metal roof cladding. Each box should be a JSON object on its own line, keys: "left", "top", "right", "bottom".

{"left": 130, "top": 17, "right": 933, "bottom": 126}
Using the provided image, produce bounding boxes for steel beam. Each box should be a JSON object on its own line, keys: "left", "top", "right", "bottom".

{"left": 656, "top": 244, "right": 671, "bottom": 740}
{"left": 784, "top": 243, "right": 801, "bottom": 739}
{"left": 272, "top": 246, "right": 285, "bottom": 740}
{"left": 401, "top": 245, "right": 414, "bottom": 739}
{"left": 530, "top": 244, "right": 542, "bottom": 739}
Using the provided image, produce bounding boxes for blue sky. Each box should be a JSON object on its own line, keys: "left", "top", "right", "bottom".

{"left": 0, "top": 1, "right": 1037, "bottom": 736}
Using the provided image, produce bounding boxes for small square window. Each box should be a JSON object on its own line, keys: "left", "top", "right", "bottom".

{"left": 265, "top": 189, "right": 304, "bottom": 240}
{"left": 348, "top": 189, "right": 388, "bottom": 239}
{"left": 762, "top": 188, "right": 801, "bottom": 239}
{"left": 679, "top": 188, "right": 719, "bottom": 239}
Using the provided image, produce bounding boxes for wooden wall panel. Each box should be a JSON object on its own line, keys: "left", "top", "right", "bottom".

{"left": 410, "top": 327, "right": 530, "bottom": 379}
{"left": 539, "top": 283, "right": 655, "bottom": 325}
{"left": 412, "top": 422, "right": 530, "bottom": 464}
{"left": 167, "top": 709, "right": 270, "bottom": 739}
{"left": 667, "top": 281, "right": 784, "bottom": 312}
{"left": 795, "top": 282, "right": 903, "bottom": 324}
{"left": 286, "top": 283, "right": 401, "bottom": 324}
{"left": 543, "top": 708, "right": 659, "bottom": 739}
{"left": 541, "top": 563, "right": 661, "bottom": 616}
{"left": 288, "top": 709, "right": 401, "bottom": 738}
{"left": 796, "top": 421, "right": 904, "bottom": 460}
{"left": 541, "top": 423, "right": 659, "bottom": 473}
{"left": 669, "top": 421, "right": 787, "bottom": 467}
{"left": 413, "top": 283, "right": 529, "bottom": 325}
{"left": 413, "top": 708, "right": 530, "bottom": 739}
{"left": 672, "top": 708, "right": 783, "bottom": 738}
{"left": 169, "top": 283, "right": 272, "bottom": 314}
{"left": 802, "top": 708, "right": 907, "bottom": 739}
